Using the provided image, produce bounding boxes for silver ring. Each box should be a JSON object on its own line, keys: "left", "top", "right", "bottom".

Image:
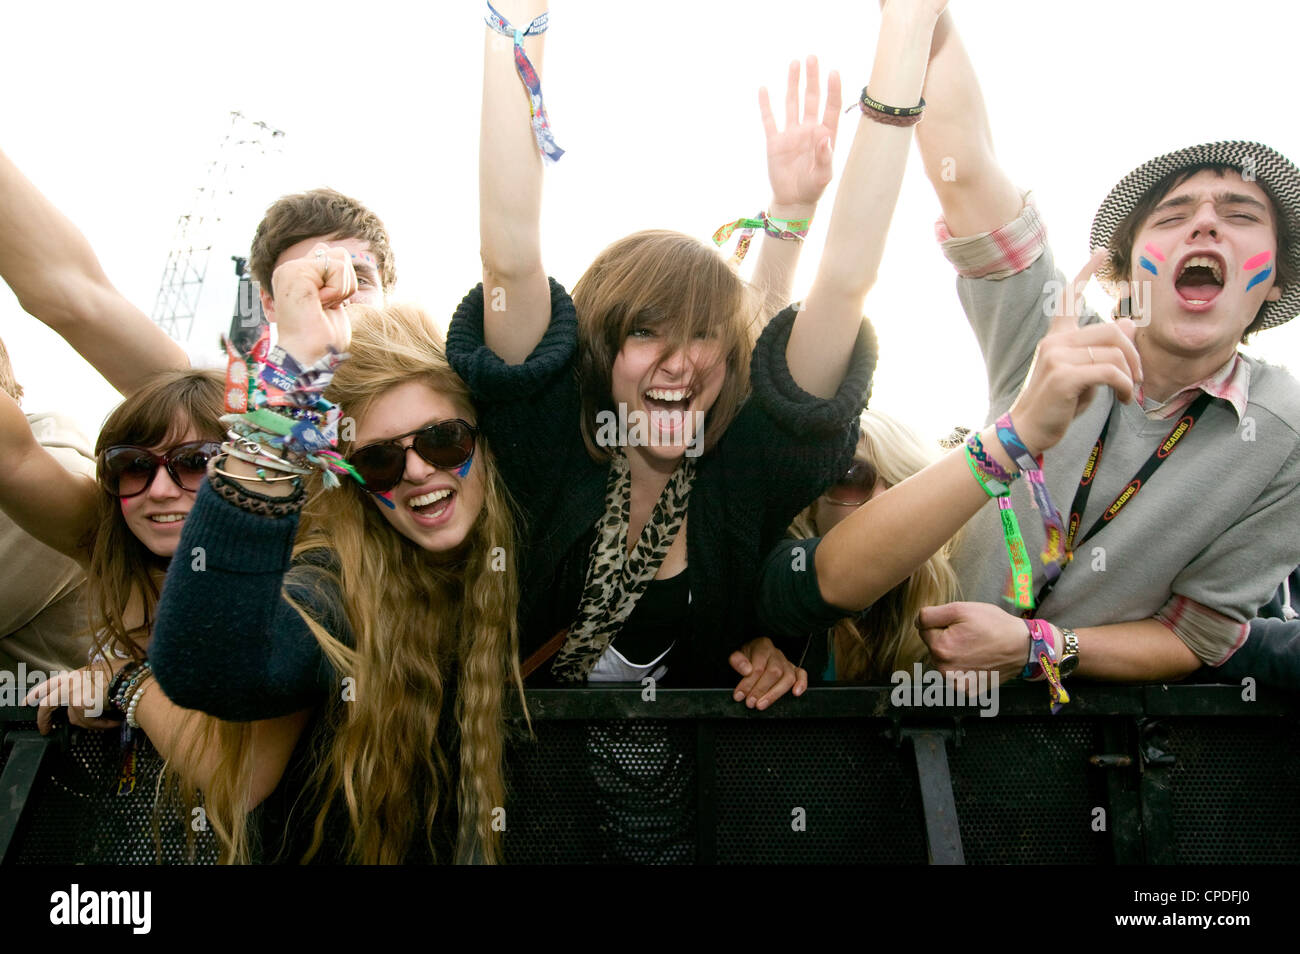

{"left": 314, "top": 248, "right": 326, "bottom": 261}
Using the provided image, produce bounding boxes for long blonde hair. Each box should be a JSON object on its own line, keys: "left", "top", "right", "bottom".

{"left": 227, "top": 304, "right": 526, "bottom": 864}
{"left": 789, "top": 410, "right": 962, "bottom": 681}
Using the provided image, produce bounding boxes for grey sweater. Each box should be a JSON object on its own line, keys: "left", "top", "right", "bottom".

{"left": 950, "top": 245, "right": 1300, "bottom": 665}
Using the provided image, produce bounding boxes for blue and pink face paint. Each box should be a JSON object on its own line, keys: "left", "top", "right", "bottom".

{"left": 1243, "top": 251, "right": 1274, "bottom": 291}
{"left": 1138, "top": 243, "right": 1164, "bottom": 277}
{"left": 369, "top": 450, "right": 473, "bottom": 510}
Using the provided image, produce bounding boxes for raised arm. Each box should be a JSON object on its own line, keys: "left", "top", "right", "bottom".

{"left": 746, "top": 57, "right": 841, "bottom": 320}
{"left": 810, "top": 251, "right": 1140, "bottom": 614}
{"left": 784, "top": 0, "right": 939, "bottom": 398}
{"left": 0, "top": 148, "right": 189, "bottom": 395}
{"left": 0, "top": 389, "right": 98, "bottom": 561}
{"left": 911, "top": 8, "right": 1021, "bottom": 236}
{"left": 479, "top": 0, "right": 554, "bottom": 365}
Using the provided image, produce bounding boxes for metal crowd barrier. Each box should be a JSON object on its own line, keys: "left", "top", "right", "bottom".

{"left": 3, "top": 684, "right": 1298, "bottom": 864}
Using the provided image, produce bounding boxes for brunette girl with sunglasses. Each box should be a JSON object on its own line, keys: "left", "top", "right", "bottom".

{"left": 148, "top": 246, "right": 524, "bottom": 863}
{"left": 5, "top": 367, "right": 315, "bottom": 860}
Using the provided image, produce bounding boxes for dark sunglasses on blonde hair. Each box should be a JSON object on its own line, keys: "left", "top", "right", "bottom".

{"left": 822, "top": 459, "right": 879, "bottom": 506}
{"left": 348, "top": 419, "right": 478, "bottom": 493}
{"left": 99, "top": 441, "right": 222, "bottom": 498}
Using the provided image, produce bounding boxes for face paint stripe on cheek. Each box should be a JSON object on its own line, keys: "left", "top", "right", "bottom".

{"left": 454, "top": 451, "right": 474, "bottom": 480}
{"left": 1143, "top": 243, "right": 1166, "bottom": 263}
{"left": 1245, "top": 265, "right": 1274, "bottom": 292}
{"left": 1139, "top": 257, "right": 1159, "bottom": 276}
{"left": 1243, "top": 251, "right": 1272, "bottom": 271}
{"left": 375, "top": 491, "right": 397, "bottom": 510}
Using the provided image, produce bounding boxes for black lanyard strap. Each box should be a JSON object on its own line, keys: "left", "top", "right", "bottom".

{"left": 1032, "top": 390, "right": 1215, "bottom": 609}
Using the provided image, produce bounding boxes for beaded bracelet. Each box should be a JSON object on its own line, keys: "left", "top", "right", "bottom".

{"left": 112, "top": 661, "right": 153, "bottom": 719}
{"left": 123, "top": 667, "right": 155, "bottom": 729}
{"left": 106, "top": 660, "right": 144, "bottom": 718}
{"left": 712, "top": 211, "right": 813, "bottom": 265}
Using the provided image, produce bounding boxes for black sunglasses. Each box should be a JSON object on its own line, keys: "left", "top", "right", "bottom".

{"left": 822, "top": 459, "right": 879, "bottom": 506}
{"left": 99, "top": 441, "right": 222, "bottom": 499}
{"left": 348, "top": 419, "right": 478, "bottom": 493}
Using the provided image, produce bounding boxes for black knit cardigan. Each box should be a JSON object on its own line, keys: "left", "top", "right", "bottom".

{"left": 447, "top": 279, "right": 876, "bottom": 687}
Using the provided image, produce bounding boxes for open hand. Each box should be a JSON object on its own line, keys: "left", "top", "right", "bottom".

{"left": 1006, "top": 249, "right": 1143, "bottom": 455}
{"left": 730, "top": 637, "right": 809, "bottom": 710}
{"left": 268, "top": 242, "right": 357, "bottom": 365}
{"left": 759, "top": 56, "right": 841, "bottom": 213}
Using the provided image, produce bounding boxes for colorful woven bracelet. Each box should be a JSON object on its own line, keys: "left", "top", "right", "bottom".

{"left": 484, "top": 0, "right": 564, "bottom": 162}
{"left": 995, "top": 413, "right": 1069, "bottom": 568}
{"left": 1023, "top": 619, "right": 1070, "bottom": 714}
{"left": 712, "top": 211, "right": 813, "bottom": 265}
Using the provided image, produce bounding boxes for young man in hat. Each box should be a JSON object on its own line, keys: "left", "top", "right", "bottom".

{"left": 0, "top": 148, "right": 393, "bottom": 394}
{"left": 909, "top": 10, "right": 1300, "bottom": 690}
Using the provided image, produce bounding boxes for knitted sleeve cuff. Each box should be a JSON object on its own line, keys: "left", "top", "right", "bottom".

{"left": 446, "top": 277, "right": 579, "bottom": 403}
{"left": 179, "top": 478, "right": 300, "bottom": 575}
{"left": 749, "top": 306, "right": 878, "bottom": 436}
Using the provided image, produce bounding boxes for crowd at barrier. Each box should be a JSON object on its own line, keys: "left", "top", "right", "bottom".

{"left": 1, "top": 0, "right": 1298, "bottom": 865}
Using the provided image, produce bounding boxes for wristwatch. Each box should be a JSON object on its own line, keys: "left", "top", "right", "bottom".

{"left": 1057, "top": 626, "right": 1080, "bottom": 678}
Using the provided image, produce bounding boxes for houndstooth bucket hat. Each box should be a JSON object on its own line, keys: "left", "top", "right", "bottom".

{"left": 1089, "top": 140, "right": 1300, "bottom": 330}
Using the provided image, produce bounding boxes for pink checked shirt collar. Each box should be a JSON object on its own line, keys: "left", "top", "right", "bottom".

{"left": 1136, "top": 352, "right": 1250, "bottom": 422}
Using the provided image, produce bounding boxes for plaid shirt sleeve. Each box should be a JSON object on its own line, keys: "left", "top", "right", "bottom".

{"left": 1155, "top": 594, "right": 1250, "bottom": 667}
{"left": 936, "top": 194, "right": 1049, "bottom": 280}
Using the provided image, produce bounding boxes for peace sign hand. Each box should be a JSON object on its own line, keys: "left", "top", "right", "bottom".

{"left": 1007, "top": 249, "right": 1144, "bottom": 456}
{"left": 268, "top": 242, "right": 357, "bottom": 367}
{"left": 759, "top": 56, "right": 841, "bottom": 213}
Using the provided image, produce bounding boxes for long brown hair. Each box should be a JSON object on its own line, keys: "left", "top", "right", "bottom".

{"left": 572, "top": 230, "right": 755, "bottom": 461}
{"left": 271, "top": 304, "right": 524, "bottom": 864}
{"left": 88, "top": 369, "right": 225, "bottom": 661}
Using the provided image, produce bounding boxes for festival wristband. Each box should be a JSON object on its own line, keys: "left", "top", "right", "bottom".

{"left": 964, "top": 443, "right": 1009, "bottom": 497}
{"left": 996, "top": 413, "right": 1069, "bottom": 567}
{"left": 712, "top": 211, "right": 812, "bottom": 264}
{"left": 998, "top": 497, "right": 1035, "bottom": 611}
{"left": 484, "top": 1, "right": 564, "bottom": 163}
{"left": 1023, "top": 619, "right": 1070, "bottom": 714}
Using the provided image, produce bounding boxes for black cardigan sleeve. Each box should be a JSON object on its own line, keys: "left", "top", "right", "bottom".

{"left": 150, "top": 480, "right": 348, "bottom": 721}
{"left": 445, "top": 278, "right": 587, "bottom": 518}
{"left": 734, "top": 306, "right": 878, "bottom": 539}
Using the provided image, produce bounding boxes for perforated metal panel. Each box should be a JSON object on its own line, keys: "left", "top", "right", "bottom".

{"left": 713, "top": 720, "right": 925, "bottom": 864}
{"left": 4, "top": 720, "right": 216, "bottom": 865}
{"left": 505, "top": 721, "right": 697, "bottom": 864}
{"left": 948, "top": 718, "right": 1110, "bottom": 864}
{"left": 1166, "top": 718, "right": 1300, "bottom": 864}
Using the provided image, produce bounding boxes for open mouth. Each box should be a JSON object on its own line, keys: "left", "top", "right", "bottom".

{"left": 408, "top": 487, "right": 455, "bottom": 520}
{"left": 1174, "top": 253, "right": 1225, "bottom": 305}
{"left": 644, "top": 387, "right": 693, "bottom": 411}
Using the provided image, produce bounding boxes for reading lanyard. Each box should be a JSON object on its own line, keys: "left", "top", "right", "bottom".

{"left": 1031, "top": 391, "right": 1214, "bottom": 610}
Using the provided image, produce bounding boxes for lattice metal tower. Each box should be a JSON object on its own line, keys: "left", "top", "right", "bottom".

{"left": 150, "top": 111, "right": 284, "bottom": 340}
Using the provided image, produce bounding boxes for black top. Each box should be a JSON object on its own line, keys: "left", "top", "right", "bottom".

{"left": 150, "top": 482, "right": 459, "bottom": 863}
{"left": 446, "top": 279, "right": 877, "bottom": 686}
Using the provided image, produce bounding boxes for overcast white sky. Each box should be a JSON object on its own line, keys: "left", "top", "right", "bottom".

{"left": 2, "top": 0, "right": 1297, "bottom": 443}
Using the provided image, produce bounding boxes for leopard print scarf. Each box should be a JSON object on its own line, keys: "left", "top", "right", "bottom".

{"left": 550, "top": 451, "right": 696, "bottom": 684}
